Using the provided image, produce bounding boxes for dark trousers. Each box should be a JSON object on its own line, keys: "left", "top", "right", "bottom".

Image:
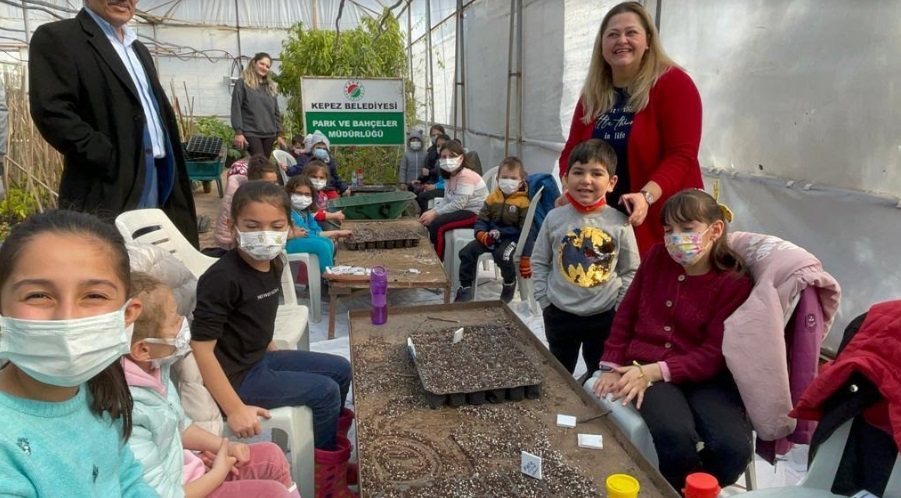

{"left": 238, "top": 350, "right": 352, "bottom": 450}
{"left": 247, "top": 136, "right": 276, "bottom": 158}
{"left": 543, "top": 304, "right": 615, "bottom": 376}
{"left": 638, "top": 373, "right": 752, "bottom": 490}
{"left": 458, "top": 238, "right": 517, "bottom": 287}
{"left": 417, "top": 188, "right": 445, "bottom": 212}
{"left": 428, "top": 210, "right": 477, "bottom": 261}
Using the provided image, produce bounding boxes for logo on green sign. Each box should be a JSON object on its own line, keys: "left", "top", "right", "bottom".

{"left": 344, "top": 80, "right": 365, "bottom": 102}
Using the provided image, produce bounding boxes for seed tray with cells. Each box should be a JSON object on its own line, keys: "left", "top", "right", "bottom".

{"left": 343, "top": 224, "right": 422, "bottom": 250}
{"left": 408, "top": 325, "right": 545, "bottom": 409}
{"left": 349, "top": 302, "right": 678, "bottom": 497}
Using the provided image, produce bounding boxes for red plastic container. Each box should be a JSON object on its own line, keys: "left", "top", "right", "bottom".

{"left": 683, "top": 472, "right": 721, "bottom": 498}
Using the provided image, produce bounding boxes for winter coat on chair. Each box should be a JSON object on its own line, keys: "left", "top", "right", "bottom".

{"left": 723, "top": 231, "right": 841, "bottom": 443}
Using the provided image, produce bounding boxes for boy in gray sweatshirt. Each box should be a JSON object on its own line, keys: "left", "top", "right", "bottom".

{"left": 532, "top": 139, "right": 639, "bottom": 375}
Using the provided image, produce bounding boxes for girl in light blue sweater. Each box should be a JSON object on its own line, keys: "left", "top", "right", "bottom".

{"left": 0, "top": 210, "right": 155, "bottom": 497}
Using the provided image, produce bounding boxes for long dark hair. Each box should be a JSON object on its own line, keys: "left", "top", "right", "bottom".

{"left": 231, "top": 180, "right": 293, "bottom": 224}
{"left": 0, "top": 210, "right": 134, "bottom": 439}
{"left": 285, "top": 175, "right": 317, "bottom": 211}
{"left": 660, "top": 189, "right": 746, "bottom": 276}
{"left": 439, "top": 140, "right": 471, "bottom": 178}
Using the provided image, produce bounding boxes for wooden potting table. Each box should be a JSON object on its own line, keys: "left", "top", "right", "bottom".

{"left": 347, "top": 302, "right": 678, "bottom": 497}
{"left": 325, "top": 219, "right": 451, "bottom": 339}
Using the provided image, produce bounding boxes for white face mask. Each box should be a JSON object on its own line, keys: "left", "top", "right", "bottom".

{"left": 498, "top": 178, "right": 521, "bottom": 195}
{"left": 311, "top": 179, "right": 327, "bottom": 190}
{"left": 236, "top": 229, "right": 288, "bottom": 261}
{"left": 291, "top": 194, "right": 313, "bottom": 211}
{"left": 0, "top": 302, "right": 132, "bottom": 387}
{"left": 410, "top": 141, "right": 422, "bottom": 151}
{"left": 439, "top": 156, "right": 463, "bottom": 173}
{"left": 145, "top": 317, "right": 192, "bottom": 370}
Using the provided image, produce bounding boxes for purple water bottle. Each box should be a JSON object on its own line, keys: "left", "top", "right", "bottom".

{"left": 370, "top": 266, "right": 388, "bottom": 325}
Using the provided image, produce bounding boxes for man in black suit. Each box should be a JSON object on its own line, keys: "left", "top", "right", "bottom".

{"left": 29, "top": 0, "right": 198, "bottom": 246}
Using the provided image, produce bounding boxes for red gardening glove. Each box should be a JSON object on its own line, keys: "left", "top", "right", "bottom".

{"left": 519, "top": 256, "right": 532, "bottom": 278}
{"left": 475, "top": 231, "right": 495, "bottom": 247}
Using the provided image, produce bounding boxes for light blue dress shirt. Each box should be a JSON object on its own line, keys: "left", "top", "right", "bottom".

{"left": 85, "top": 7, "right": 165, "bottom": 158}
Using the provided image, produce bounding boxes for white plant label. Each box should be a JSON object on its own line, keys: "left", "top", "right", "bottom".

{"left": 556, "top": 414, "right": 577, "bottom": 428}
{"left": 520, "top": 451, "right": 542, "bottom": 480}
{"left": 578, "top": 434, "right": 603, "bottom": 449}
{"left": 452, "top": 327, "right": 464, "bottom": 344}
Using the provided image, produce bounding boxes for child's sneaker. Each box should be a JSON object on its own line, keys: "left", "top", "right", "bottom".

{"left": 455, "top": 286, "right": 473, "bottom": 303}
{"left": 500, "top": 282, "right": 516, "bottom": 303}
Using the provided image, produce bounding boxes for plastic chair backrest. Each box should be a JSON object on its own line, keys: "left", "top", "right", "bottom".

{"left": 272, "top": 149, "right": 297, "bottom": 168}
{"left": 481, "top": 166, "right": 499, "bottom": 192}
{"left": 271, "top": 150, "right": 293, "bottom": 184}
{"left": 514, "top": 186, "right": 544, "bottom": 259}
{"left": 115, "top": 209, "right": 216, "bottom": 279}
{"left": 801, "top": 418, "right": 901, "bottom": 495}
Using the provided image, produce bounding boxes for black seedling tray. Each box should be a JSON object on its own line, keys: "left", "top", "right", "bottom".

{"left": 343, "top": 237, "right": 420, "bottom": 251}
{"left": 342, "top": 224, "right": 422, "bottom": 251}
{"left": 185, "top": 135, "right": 224, "bottom": 160}
{"left": 407, "top": 325, "right": 544, "bottom": 409}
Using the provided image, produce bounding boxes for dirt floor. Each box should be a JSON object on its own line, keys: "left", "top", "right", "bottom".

{"left": 192, "top": 183, "right": 222, "bottom": 250}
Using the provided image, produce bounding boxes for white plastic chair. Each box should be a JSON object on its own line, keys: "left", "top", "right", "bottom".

{"left": 115, "top": 208, "right": 218, "bottom": 278}
{"left": 742, "top": 419, "right": 901, "bottom": 497}
{"left": 115, "top": 209, "right": 309, "bottom": 351}
{"left": 286, "top": 252, "right": 321, "bottom": 324}
{"left": 272, "top": 149, "right": 295, "bottom": 184}
{"left": 273, "top": 252, "right": 310, "bottom": 351}
{"left": 222, "top": 406, "right": 316, "bottom": 498}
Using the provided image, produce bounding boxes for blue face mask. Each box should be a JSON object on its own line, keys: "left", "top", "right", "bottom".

{"left": 313, "top": 148, "right": 330, "bottom": 162}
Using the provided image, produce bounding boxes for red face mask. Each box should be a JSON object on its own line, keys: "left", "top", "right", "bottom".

{"left": 565, "top": 191, "right": 607, "bottom": 213}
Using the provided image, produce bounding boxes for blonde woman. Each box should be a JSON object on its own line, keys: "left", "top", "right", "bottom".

{"left": 230, "top": 52, "right": 285, "bottom": 157}
{"left": 558, "top": 1, "right": 703, "bottom": 256}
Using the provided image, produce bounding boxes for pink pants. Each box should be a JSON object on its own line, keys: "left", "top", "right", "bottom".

{"left": 207, "top": 442, "right": 294, "bottom": 498}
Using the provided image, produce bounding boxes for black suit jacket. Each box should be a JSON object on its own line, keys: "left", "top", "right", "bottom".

{"left": 29, "top": 9, "right": 198, "bottom": 246}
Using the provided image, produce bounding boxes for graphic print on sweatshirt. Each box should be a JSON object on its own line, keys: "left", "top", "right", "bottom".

{"left": 556, "top": 226, "right": 617, "bottom": 287}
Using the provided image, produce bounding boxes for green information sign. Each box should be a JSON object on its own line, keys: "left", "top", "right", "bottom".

{"left": 301, "top": 78, "right": 406, "bottom": 146}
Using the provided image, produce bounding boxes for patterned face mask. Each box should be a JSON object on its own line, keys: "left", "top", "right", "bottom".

{"left": 236, "top": 229, "right": 288, "bottom": 261}
{"left": 664, "top": 226, "right": 712, "bottom": 266}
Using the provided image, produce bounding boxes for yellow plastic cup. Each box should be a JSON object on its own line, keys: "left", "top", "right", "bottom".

{"left": 606, "top": 473, "right": 641, "bottom": 498}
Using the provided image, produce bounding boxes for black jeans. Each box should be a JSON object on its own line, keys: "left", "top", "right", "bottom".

{"left": 247, "top": 136, "right": 276, "bottom": 158}
{"left": 542, "top": 304, "right": 615, "bottom": 376}
{"left": 638, "top": 373, "right": 752, "bottom": 490}
{"left": 417, "top": 188, "right": 445, "bottom": 212}
{"left": 458, "top": 238, "right": 517, "bottom": 287}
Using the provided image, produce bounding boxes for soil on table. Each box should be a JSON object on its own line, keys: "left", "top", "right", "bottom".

{"left": 409, "top": 325, "right": 544, "bottom": 395}
{"left": 350, "top": 304, "right": 676, "bottom": 498}
{"left": 344, "top": 223, "right": 423, "bottom": 250}
{"left": 353, "top": 336, "right": 598, "bottom": 497}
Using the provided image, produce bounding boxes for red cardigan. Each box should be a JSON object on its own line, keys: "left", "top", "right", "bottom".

{"left": 601, "top": 244, "right": 753, "bottom": 383}
{"left": 791, "top": 300, "right": 901, "bottom": 450}
{"left": 559, "top": 68, "right": 704, "bottom": 256}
